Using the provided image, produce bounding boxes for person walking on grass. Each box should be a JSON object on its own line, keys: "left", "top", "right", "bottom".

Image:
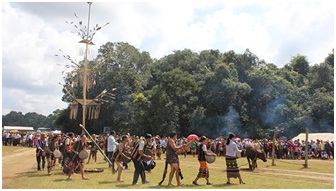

{"left": 115, "top": 135, "right": 131, "bottom": 182}
{"left": 66, "top": 134, "right": 89, "bottom": 181}
{"left": 166, "top": 132, "right": 195, "bottom": 187}
{"left": 192, "top": 136, "right": 216, "bottom": 186}
{"left": 107, "top": 131, "right": 118, "bottom": 173}
{"left": 225, "top": 132, "right": 245, "bottom": 185}
{"left": 131, "top": 133, "right": 153, "bottom": 185}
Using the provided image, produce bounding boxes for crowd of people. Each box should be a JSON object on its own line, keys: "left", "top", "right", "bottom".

{"left": 2, "top": 129, "right": 334, "bottom": 186}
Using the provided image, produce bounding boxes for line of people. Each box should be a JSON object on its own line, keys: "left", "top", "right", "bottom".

{"left": 32, "top": 130, "right": 248, "bottom": 186}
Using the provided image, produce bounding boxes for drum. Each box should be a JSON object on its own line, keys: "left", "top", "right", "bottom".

{"left": 53, "top": 149, "right": 62, "bottom": 158}
{"left": 205, "top": 150, "right": 216, "bottom": 163}
{"left": 78, "top": 150, "right": 88, "bottom": 159}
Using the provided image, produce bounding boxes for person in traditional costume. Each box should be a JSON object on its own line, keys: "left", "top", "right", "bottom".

{"left": 225, "top": 132, "right": 245, "bottom": 184}
{"left": 192, "top": 136, "right": 216, "bottom": 185}
{"left": 166, "top": 132, "right": 195, "bottom": 187}
{"left": 115, "top": 135, "right": 131, "bottom": 182}
{"left": 66, "top": 134, "right": 89, "bottom": 181}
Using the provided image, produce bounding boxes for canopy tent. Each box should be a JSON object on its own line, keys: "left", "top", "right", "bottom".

{"left": 3, "top": 126, "right": 34, "bottom": 132}
{"left": 291, "top": 133, "right": 334, "bottom": 142}
{"left": 51, "top": 130, "right": 62, "bottom": 135}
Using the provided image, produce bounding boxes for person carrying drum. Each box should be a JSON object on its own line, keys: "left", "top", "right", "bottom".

{"left": 66, "top": 134, "right": 89, "bottom": 181}
{"left": 115, "top": 135, "right": 131, "bottom": 182}
{"left": 62, "top": 133, "right": 74, "bottom": 167}
{"left": 46, "top": 135, "right": 60, "bottom": 175}
{"left": 130, "top": 133, "right": 153, "bottom": 185}
{"left": 192, "top": 136, "right": 216, "bottom": 186}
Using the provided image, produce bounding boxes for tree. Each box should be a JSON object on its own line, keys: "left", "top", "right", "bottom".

{"left": 289, "top": 54, "right": 310, "bottom": 76}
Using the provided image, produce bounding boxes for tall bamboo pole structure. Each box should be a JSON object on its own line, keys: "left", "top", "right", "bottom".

{"left": 81, "top": 2, "right": 92, "bottom": 135}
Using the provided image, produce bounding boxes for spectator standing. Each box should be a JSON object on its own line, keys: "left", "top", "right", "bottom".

{"left": 107, "top": 130, "right": 118, "bottom": 173}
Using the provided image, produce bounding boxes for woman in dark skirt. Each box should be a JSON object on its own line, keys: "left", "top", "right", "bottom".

{"left": 225, "top": 133, "right": 245, "bottom": 184}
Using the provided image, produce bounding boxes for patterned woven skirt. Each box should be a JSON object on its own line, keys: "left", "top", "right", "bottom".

{"left": 225, "top": 155, "right": 240, "bottom": 178}
{"left": 197, "top": 161, "right": 209, "bottom": 178}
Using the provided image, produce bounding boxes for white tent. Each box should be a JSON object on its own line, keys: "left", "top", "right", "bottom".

{"left": 3, "top": 126, "right": 34, "bottom": 132}
{"left": 291, "top": 133, "right": 334, "bottom": 142}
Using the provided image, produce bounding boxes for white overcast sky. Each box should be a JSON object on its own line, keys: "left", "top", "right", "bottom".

{"left": 1, "top": 1, "right": 334, "bottom": 116}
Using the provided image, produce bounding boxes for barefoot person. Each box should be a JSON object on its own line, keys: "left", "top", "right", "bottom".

{"left": 66, "top": 134, "right": 89, "bottom": 181}
{"left": 192, "top": 136, "right": 216, "bottom": 186}
{"left": 166, "top": 132, "right": 195, "bottom": 187}
{"left": 225, "top": 132, "right": 245, "bottom": 184}
{"left": 115, "top": 135, "right": 131, "bottom": 182}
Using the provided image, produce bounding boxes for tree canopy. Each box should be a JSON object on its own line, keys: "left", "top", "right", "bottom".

{"left": 3, "top": 43, "right": 333, "bottom": 140}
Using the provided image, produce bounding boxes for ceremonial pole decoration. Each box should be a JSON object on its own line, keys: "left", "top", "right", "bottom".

{"left": 57, "top": 2, "right": 111, "bottom": 134}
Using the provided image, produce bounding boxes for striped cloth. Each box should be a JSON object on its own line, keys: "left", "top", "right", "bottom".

{"left": 197, "top": 161, "right": 209, "bottom": 178}
{"left": 225, "top": 155, "right": 240, "bottom": 178}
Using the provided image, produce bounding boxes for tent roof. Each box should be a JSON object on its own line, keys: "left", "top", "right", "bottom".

{"left": 3, "top": 126, "right": 34, "bottom": 131}
{"left": 291, "top": 133, "right": 334, "bottom": 142}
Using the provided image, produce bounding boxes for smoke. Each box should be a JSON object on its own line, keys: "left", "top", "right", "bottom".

{"left": 260, "top": 96, "right": 287, "bottom": 127}
{"left": 318, "top": 118, "right": 334, "bottom": 133}
{"left": 218, "top": 106, "right": 245, "bottom": 137}
{"left": 190, "top": 106, "right": 245, "bottom": 138}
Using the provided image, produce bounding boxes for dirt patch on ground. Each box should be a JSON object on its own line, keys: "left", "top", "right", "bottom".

{"left": 2, "top": 147, "right": 37, "bottom": 186}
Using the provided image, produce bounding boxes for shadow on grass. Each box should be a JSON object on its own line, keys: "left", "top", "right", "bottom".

{"left": 240, "top": 167, "right": 252, "bottom": 171}
{"left": 16, "top": 170, "right": 48, "bottom": 178}
{"left": 53, "top": 178, "right": 69, "bottom": 182}
{"left": 212, "top": 183, "right": 234, "bottom": 188}
{"left": 98, "top": 180, "right": 115, "bottom": 184}
{"left": 115, "top": 184, "right": 135, "bottom": 188}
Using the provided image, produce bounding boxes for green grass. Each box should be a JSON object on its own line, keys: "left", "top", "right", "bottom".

{"left": 2, "top": 145, "right": 25, "bottom": 155}
{"left": 2, "top": 147, "right": 334, "bottom": 189}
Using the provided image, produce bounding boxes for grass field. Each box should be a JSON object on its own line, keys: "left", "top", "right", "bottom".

{"left": 2, "top": 146, "right": 334, "bottom": 189}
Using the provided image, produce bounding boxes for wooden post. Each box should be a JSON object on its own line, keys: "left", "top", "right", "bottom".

{"left": 303, "top": 128, "right": 309, "bottom": 168}
{"left": 272, "top": 130, "right": 276, "bottom": 166}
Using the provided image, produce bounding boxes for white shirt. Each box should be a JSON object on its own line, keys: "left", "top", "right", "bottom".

{"left": 226, "top": 140, "right": 242, "bottom": 157}
{"left": 138, "top": 140, "right": 145, "bottom": 151}
{"left": 107, "top": 135, "right": 118, "bottom": 152}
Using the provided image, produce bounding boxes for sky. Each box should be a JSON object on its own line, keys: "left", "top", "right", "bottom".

{"left": 1, "top": 1, "right": 334, "bottom": 116}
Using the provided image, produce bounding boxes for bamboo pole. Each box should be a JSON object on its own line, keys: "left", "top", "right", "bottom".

{"left": 81, "top": 2, "right": 92, "bottom": 135}
{"left": 80, "top": 124, "right": 112, "bottom": 166}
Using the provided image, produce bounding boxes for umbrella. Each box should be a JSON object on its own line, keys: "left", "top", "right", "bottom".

{"left": 187, "top": 134, "right": 199, "bottom": 141}
{"left": 10, "top": 130, "right": 19, "bottom": 133}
